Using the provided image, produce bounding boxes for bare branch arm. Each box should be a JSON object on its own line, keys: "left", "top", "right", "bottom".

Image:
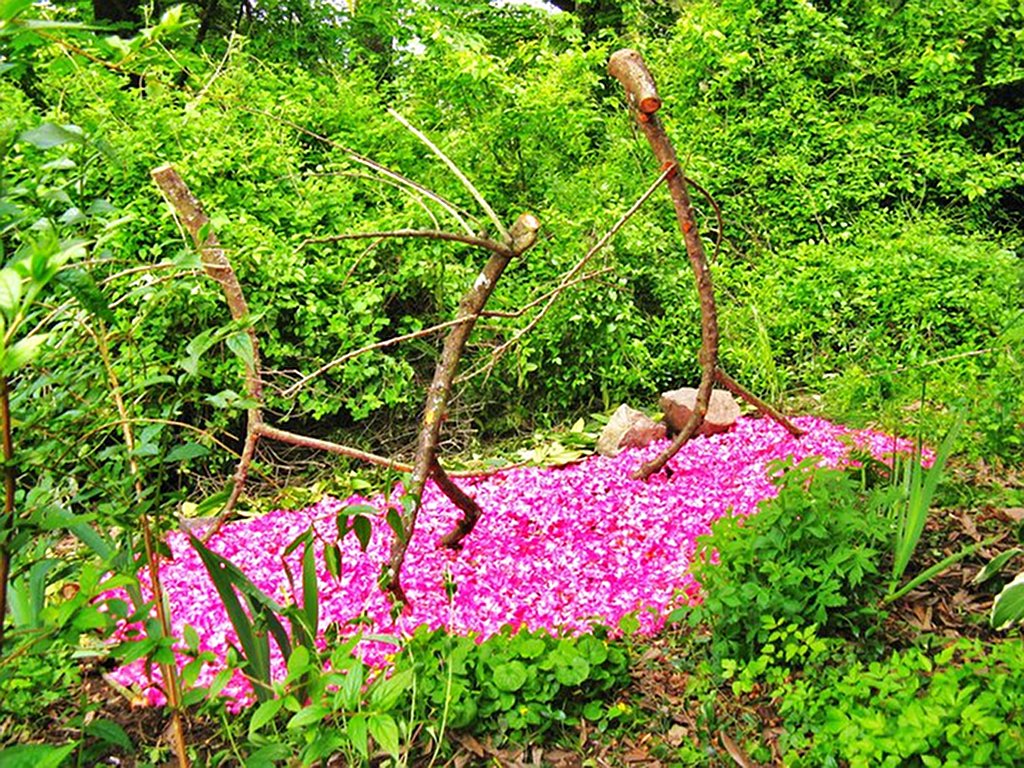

{"left": 461, "top": 164, "right": 673, "bottom": 383}
{"left": 388, "top": 109, "right": 511, "bottom": 244}
{"left": 234, "top": 104, "right": 477, "bottom": 236}
{"left": 295, "top": 229, "right": 514, "bottom": 259}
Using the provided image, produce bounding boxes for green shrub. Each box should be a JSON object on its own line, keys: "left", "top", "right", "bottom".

{"left": 394, "top": 624, "right": 631, "bottom": 744}
{"left": 688, "top": 460, "right": 892, "bottom": 662}
{"left": 779, "top": 639, "right": 1024, "bottom": 766}
{"left": 745, "top": 220, "right": 1023, "bottom": 390}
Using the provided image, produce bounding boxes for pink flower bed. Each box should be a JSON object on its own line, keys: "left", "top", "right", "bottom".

{"left": 108, "top": 415, "right": 916, "bottom": 706}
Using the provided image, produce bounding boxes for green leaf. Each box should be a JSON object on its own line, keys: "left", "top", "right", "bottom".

{"left": 385, "top": 508, "right": 406, "bottom": 544}
{"left": 0, "top": 743, "right": 77, "bottom": 768}
{"left": 337, "top": 663, "right": 365, "bottom": 710}
{"left": 54, "top": 268, "right": 113, "bottom": 322}
{"left": 226, "top": 330, "right": 256, "bottom": 371}
{"left": 189, "top": 534, "right": 276, "bottom": 699}
{"left": 0, "top": 267, "right": 22, "bottom": 317}
{"left": 324, "top": 543, "right": 341, "bottom": 580}
{"left": 84, "top": 718, "right": 133, "bottom": 750}
{"left": 369, "top": 668, "right": 413, "bottom": 712}
{"left": 992, "top": 571, "right": 1024, "bottom": 630}
{"left": 973, "top": 548, "right": 1023, "bottom": 585}
{"left": 552, "top": 648, "right": 590, "bottom": 687}
{"left": 368, "top": 713, "right": 401, "bottom": 759}
{"left": 352, "top": 515, "right": 372, "bottom": 551}
{"left": 492, "top": 660, "right": 528, "bottom": 692}
{"left": 893, "top": 417, "right": 962, "bottom": 582}
{"left": 285, "top": 645, "right": 311, "bottom": 684}
{"left": 1, "top": 0, "right": 35, "bottom": 22}
{"left": 180, "top": 328, "right": 217, "bottom": 375}
{"left": 301, "top": 538, "right": 319, "bottom": 644}
{"left": 183, "top": 624, "right": 200, "bottom": 651}
{"left": 347, "top": 714, "right": 369, "bottom": 759}
{"left": 248, "top": 697, "right": 284, "bottom": 736}
{"left": 618, "top": 613, "right": 640, "bottom": 636}
{"left": 3, "top": 333, "right": 49, "bottom": 373}
{"left": 244, "top": 744, "right": 291, "bottom": 768}
{"left": 286, "top": 704, "right": 329, "bottom": 729}
{"left": 19, "top": 122, "right": 84, "bottom": 149}
{"left": 164, "top": 442, "right": 210, "bottom": 462}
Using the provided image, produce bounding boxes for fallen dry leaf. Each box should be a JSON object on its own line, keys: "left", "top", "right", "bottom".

{"left": 1002, "top": 507, "right": 1024, "bottom": 523}
{"left": 720, "top": 732, "right": 757, "bottom": 768}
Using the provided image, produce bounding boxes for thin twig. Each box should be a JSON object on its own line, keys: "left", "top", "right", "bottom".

{"left": 233, "top": 104, "right": 476, "bottom": 237}
{"left": 684, "top": 175, "right": 724, "bottom": 264}
{"left": 87, "top": 321, "right": 191, "bottom": 767}
{"left": 876, "top": 347, "right": 1003, "bottom": 375}
{"left": 297, "top": 171, "right": 442, "bottom": 229}
{"left": 479, "top": 267, "right": 616, "bottom": 319}
{"left": 294, "top": 229, "right": 514, "bottom": 259}
{"left": 279, "top": 315, "right": 472, "bottom": 399}
{"left": 388, "top": 108, "right": 510, "bottom": 244}
{"left": 461, "top": 164, "right": 673, "bottom": 383}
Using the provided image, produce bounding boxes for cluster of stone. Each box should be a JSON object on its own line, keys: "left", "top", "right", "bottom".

{"left": 596, "top": 387, "right": 740, "bottom": 457}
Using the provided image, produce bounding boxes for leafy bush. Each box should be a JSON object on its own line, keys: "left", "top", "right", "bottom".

{"left": 688, "top": 460, "right": 891, "bottom": 662}
{"left": 394, "top": 624, "right": 630, "bottom": 744}
{"left": 739, "top": 220, "right": 1023, "bottom": 390}
{"left": 778, "top": 639, "right": 1024, "bottom": 766}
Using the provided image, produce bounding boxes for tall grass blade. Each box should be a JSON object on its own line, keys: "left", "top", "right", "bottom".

{"left": 190, "top": 534, "right": 288, "bottom": 700}
{"left": 891, "top": 415, "right": 963, "bottom": 583}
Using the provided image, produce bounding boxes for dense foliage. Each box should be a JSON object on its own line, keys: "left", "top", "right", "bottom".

{"left": 1, "top": 0, "right": 1022, "bottom": 763}
{"left": 688, "top": 460, "right": 891, "bottom": 662}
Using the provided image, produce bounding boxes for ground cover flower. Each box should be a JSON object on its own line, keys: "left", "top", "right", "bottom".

{"left": 107, "top": 415, "right": 918, "bottom": 705}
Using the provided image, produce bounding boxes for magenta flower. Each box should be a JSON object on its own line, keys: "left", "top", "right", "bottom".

{"left": 105, "top": 416, "right": 919, "bottom": 707}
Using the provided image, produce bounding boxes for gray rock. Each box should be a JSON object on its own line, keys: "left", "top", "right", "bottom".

{"left": 660, "top": 387, "right": 740, "bottom": 436}
{"left": 596, "top": 404, "right": 667, "bottom": 457}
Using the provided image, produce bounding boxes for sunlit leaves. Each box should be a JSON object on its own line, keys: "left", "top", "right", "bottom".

{"left": 991, "top": 571, "right": 1024, "bottom": 631}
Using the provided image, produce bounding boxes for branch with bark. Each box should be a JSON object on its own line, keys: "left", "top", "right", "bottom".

{"left": 385, "top": 212, "right": 541, "bottom": 605}
{"left": 152, "top": 165, "right": 264, "bottom": 538}
{"left": 152, "top": 166, "right": 538, "bottom": 564}
{"left": 607, "top": 49, "right": 803, "bottom": 482}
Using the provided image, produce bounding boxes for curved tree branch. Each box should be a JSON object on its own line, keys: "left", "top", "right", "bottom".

{"left": 386, "top": 212, "right": 541, "bottom": 604}
{"left": 608, "top": 49, "right": 801, "bottom": 481}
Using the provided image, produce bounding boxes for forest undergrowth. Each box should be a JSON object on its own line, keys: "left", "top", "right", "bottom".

{"left": 1, "top": 0, "right": 1023, "bottom": 765}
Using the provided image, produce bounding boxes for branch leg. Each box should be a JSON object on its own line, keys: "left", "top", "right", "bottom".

{"left": 633, "top": 368, "right": 713, "bottom": 480}
{"left": 385, "top": 214, "right": 540, "bottom": 605}
{"left": 433, "top": 460, "right": 482, "bottom": 549}
{"left": 715, "top": 368, "right": 804, "bottom": 437}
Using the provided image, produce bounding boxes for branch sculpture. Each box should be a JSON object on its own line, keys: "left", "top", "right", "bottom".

{"left": 608, "top": 49, "right": 803, "bottom": 481}
{"left": 152, "top": 166, "right": 539, "bottom": 569}
{"left": 385, "top": 213, "right": 540, "bottom": 605}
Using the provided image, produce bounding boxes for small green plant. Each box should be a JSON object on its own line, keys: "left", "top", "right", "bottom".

{"left": 889, "top": 416, "right": 962, "bottom": 590}
{"left": 394, "top": 623, "right": 630, "bottom": 746}
{"left": 720, "top": 619, "right": 830, "bottom": 697}
{"left": 239, "top": 633, "right": 413, "bottom": 767}
{"left": 777, "top": 639, "right": 1024, "bottom": 766}
{"left": 187, "top": 503, "right": 418, "bottom": 764}
{"left": 688, "top": 459, "right": 891, "bottom": 662}
{"left": 189, "top": 505, "right": 372, "bottom": 703}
